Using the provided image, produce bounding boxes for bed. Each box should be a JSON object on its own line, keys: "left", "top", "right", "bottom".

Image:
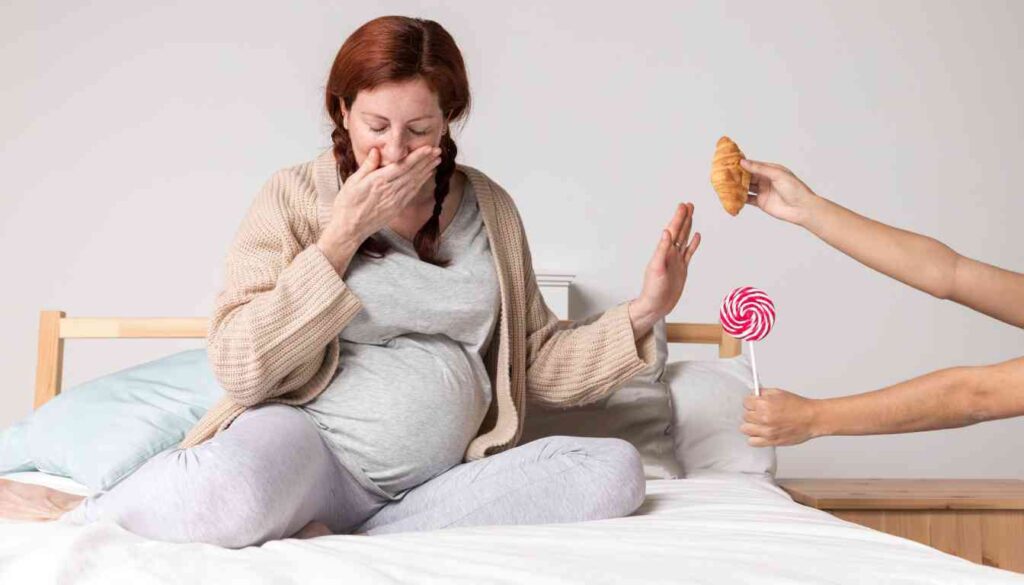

{"left": 1, "top": 311, "right": 1021, "bottom": 583}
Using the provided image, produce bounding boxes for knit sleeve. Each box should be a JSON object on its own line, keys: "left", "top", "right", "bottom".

{"left": 206, "top": 168, "right": 363, "bottom": 407}
{"left": 512, "top": 200, "right": 658, "bottom": 408}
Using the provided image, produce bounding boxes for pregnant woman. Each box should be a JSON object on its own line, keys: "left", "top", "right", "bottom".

{"left": 2, "top": 16, "right": 701, "bottom": 547}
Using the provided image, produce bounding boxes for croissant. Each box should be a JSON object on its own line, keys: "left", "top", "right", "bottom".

{"left": 710, "top": 136, "right": 751, "bottom": 216}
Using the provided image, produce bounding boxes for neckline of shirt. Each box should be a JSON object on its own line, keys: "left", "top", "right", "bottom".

{"left": 380, "top": 177, "right": 473, "bottom": 249}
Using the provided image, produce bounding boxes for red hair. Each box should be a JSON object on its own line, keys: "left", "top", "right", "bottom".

{"left": 325, "top": 16, "right": 471, "bottom": 267}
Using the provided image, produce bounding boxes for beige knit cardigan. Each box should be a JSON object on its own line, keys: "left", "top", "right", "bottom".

{"left": 178, "top": 148, "right": 657, "bottom": 460}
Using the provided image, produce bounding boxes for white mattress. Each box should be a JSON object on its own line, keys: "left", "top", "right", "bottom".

{"left": 1, "top": 470, "right": 1020, "bottom": 584}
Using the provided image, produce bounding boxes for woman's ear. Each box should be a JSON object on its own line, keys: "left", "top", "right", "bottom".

{"left": 340, "top": 101, "right": 350, "bottom": 131}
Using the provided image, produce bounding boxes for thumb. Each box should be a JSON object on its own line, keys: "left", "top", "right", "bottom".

{"left": 740, "top": 158, "right": 783, "bottom": 180}
{"left": 743, "top": 394, "right": 760, "bottom": 411}
{"left": 353, "top": 148, "right": 381, "bottom": 180}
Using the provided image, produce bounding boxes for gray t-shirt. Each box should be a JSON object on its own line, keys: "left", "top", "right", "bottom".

{"left": 300, "top": 180, "right": 501, "bottom": 499}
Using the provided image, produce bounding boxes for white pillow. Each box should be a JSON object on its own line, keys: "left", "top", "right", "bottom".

{"left": 664, "top": 354, "right": 777, "bottom": 477}
{"left": 520, "top": 317, "right": 681, "bottom": 479}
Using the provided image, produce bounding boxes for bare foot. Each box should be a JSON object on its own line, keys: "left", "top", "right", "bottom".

{"left": 293, "top": 520, "right": 332, "bottom": 539}
{"left": 0, "top": 478, "right": 86, "bottom": 522}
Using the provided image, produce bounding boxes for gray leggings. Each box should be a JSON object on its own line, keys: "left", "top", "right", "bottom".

{"left": 59, "top": 404, "right": 646, "bottom": 548}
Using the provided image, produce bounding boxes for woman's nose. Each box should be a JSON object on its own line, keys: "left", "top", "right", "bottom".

{"left": 380, "top": 135, "right": 410, "bottom": 165}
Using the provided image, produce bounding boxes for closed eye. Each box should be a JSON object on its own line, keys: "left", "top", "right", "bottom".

{"left": 369, "top": 125, "right": 430, "bottom": 137}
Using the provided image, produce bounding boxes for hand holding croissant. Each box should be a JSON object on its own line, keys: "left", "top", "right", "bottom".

{"left": 711, "top": 136, "right": 820, "bottom": 227}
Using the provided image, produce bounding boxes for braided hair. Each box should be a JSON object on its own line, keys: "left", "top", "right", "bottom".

{"left": 324, "top": 16, "right": 470, "bottom": 268}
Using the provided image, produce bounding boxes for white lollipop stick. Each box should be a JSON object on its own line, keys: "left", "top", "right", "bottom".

{"left": 749, "top": 341, "right": 761, "bottom": 396}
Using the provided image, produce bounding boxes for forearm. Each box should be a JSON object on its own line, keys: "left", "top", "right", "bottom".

{"left": 526, "top": 301, "right": 657, "bottom": 407}
{"left": 812, "top": 366, "right": 978, "bottom": 437}
{"left": 803, "top": 196, "right": 959, "bottom": 299}
{"left": 209, "top": 244, "right": 363, "bottom": 406}
{"left": 316, "top": 226, "right": 362, "bottom": 276}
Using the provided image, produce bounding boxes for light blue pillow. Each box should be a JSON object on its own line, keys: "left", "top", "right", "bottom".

{"left": 0, "top": 349, "right": 222, "bottom": 491}
{"left": 0, "top": 420, "right": 34, "bottom": 473}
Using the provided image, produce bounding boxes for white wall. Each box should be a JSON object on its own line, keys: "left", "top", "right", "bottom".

{"left": 2, "top": 0, "right": 1021, "bottom": 478}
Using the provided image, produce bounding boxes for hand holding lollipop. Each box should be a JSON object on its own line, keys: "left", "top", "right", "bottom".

{"left": 720, "top": 286, "right": 776, "bottom": 395}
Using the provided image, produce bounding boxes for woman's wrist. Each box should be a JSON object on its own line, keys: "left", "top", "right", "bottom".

{"left": 627, "top": 298, "right": 660, "bottom": 339}
{"left": 316, "top": 227, "right": 362, "bottom": 275}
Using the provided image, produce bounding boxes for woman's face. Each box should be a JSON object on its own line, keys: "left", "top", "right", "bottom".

{"left": 342, "top": 77, "right": 445, "bottom": 168}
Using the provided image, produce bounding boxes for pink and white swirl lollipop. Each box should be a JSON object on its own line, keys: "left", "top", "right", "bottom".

{"left": 720, "top": 286, "right": 776, "bottom": 395}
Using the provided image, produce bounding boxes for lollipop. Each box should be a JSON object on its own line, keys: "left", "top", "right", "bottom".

{"left": 719, "top": 286, "right": 776, "bottom": 395}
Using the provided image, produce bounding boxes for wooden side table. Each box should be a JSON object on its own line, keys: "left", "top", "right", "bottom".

{"left": 777, "top": 479, "right": 1024, "bottom": 573}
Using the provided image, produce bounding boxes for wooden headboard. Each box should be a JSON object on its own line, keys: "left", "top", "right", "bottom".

{"left": 33, "top": 310, "right": 741, "bottom": 409}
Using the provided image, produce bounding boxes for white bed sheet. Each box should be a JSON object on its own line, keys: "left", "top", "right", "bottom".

{"left": 1, "top": 470, "right": 1021, "bottom": 584}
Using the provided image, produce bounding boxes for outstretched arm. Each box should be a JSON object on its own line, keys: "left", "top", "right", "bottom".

{"left": 495, "top": 181, "right": 699, "bottom": 407}
{"left": 742, "top": 356, "right": 1024, "bottom": 446}
{"left": 741, "top": 159, "right": 1024, "bottom": 328}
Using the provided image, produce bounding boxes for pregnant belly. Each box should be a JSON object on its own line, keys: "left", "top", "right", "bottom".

{"left": 307, "top": 339, "right": 491, "bottom": 493}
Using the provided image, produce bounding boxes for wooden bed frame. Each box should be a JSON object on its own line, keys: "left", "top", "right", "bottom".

{"left": 32, "top": 310, "right": 741, "bottom": 409}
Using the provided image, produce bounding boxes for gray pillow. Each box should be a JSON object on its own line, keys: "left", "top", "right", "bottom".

{"left": 664, "top": 354, "right": 777, "bottom": 477}
{"left": 520, "top": 316, "right": 681, "bottom": 479}
{"left": 630, "top": 318, "right": 667, "bottom": 383}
